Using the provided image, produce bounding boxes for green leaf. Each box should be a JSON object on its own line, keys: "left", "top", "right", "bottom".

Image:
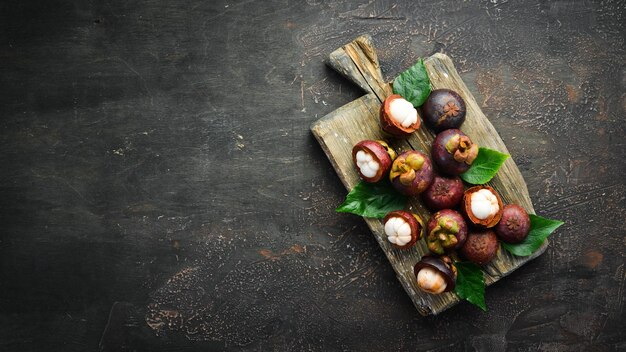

{"left": 454, "top": 262, "right": 486, "bottom": 311}
{"left": 392, "top": 59, "right": 431, "bottom": 107}
{"left": 502, "top": 214, "right": 564, "bottom": 256}
{"left": 460, "top": 147, "right": 510, "bottom": 185}
{"left": 336, "top": 180, "right": 406, "bottom": 218}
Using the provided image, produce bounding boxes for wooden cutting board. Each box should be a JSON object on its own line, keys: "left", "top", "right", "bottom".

{"left": 310, "top": 35, "right": 546, "bottom": 315}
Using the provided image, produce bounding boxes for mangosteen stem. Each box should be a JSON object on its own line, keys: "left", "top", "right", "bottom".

{"left": 453, "top": 136, "right": 478, "bottom": 164}
{"left": 391, "top": 156, "right": 423, "bottom": 186}
{"left": 427, "top": 217, "right": 461, "bottom": 254}
{"left": 427, "top": 237, "right": 444, "bottom": 255}
{"left": 445, "top": 134, "right": 460, "bottom": 154}
{"left": 405, "top": 153, "right": 424, "bottom": 170}
{"left": 399, "top": 167, "right": 416, "bottom": 186}
{"left": 445, "top": 133, "right": 478, "bottom": 165}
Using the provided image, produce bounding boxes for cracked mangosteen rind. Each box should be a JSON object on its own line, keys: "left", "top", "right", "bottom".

{"left": 431, "top": 129, "right": 479, "bottom": 175}
{"left": 495, "top": 204, "right": 531, "bottom": 243}
{"left": 421, "top": 174, "right": 464, "bottom": 211}
{"left": 422, "top": 89, "right": 467, "bottom": 133}
{"left": 383, "top": 210, "right": 425, "bottom": 249}
{"left": 460, "top": 229, "right": 499, "bottom": 265}
{"left": 413, "top": 255, "right": 457, "bottom": 293}
{"left": 389, "top": 150, "right": 434, "bottom": 196}
{"left": 462, "top": 185, "right": 504, "bottom": 228}
{"left": 380, "top": 94, "right": 421, "bottom": 136}
{"left": 352, "top": 140, "right": 396, "bottom": 183}
{"left": 426, "top": 209, "right": 468, "bottom": 255}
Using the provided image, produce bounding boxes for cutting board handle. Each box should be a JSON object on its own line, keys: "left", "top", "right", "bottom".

{"left": 327, "top": 35, "right": 392, "bottom": 102}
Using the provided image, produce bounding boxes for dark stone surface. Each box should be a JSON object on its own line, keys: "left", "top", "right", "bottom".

{"left": 1, "top": 0, "right": 624, "bottom": 351}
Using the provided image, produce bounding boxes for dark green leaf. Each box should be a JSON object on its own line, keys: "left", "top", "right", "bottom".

{"left": 454, "top": 262, "right": 486, "bottom": 311}
{"left": 502, "top": 214, "right": 564, "bottom": 256}
{"left": 336, "top": 180, "right": 407, "bottom": 218}
{"left": 392, "top": 59, "right": 431, "bottom": 107}
{"left": 454, "top": 261, "right": 486, "bottom": 311}
{"left": 460, "top": 147, "right": 510, "bottom": 185}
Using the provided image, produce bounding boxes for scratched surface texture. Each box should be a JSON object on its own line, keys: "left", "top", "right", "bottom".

{"left": 0, "top": 0, "right": 624, "bottom": 351}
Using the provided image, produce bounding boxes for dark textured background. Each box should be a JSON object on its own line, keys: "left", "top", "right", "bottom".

{"left": 1, "top": 0, "right": 624, "bottom": 351}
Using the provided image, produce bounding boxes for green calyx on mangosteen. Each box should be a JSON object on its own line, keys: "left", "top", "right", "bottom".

{"left": 389, "top": 150, "right": 434, "bottom": 196}
{"left": 426, "top": 209, "right": 468, "bottom": 255}
{"left": 431, "top": 129, "right": 478, "bottom": 175}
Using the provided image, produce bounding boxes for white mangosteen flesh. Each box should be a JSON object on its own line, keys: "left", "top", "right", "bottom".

{"left": 389, "top": 98, "right": 418, "bottom": 128}
{"left": 417, "top": 267, "right": 447, "bottom": 294}
{"left": 471, "top": 188, "right": 500, "bottom": 220}
{"left": 384, "top": 216, "right": 412, "bottom": 246}
{"left": 355, "top": 150, "right": 380, "bottom": 178}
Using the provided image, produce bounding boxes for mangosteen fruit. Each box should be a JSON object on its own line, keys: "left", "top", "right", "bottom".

{"left": 426, "top": 209, "right": 468, "bottom": 255}
{"left": 352, "top": 140, "right": 397, "bottom": 183}
{"left": 380, "top": 94, "right": 421, "bottom": 136}
{"left": 413, "top": 255, "right": 457, "bottom": 294}
{"left": 460, "top": 229, "right": 499, "bottom": 265}
{"left": 383, "top": 210, "right": 425, "bottom": 249}
{"left": 389, "top": 150, "right": 434, "bottom": 196}
{"left": 431, "top": 129, "right": 478, "bottom": 175}
{"left": 421, "top": 174, "right": 464, "bottom": 211}
{"left": 422, "top": 89, "right": 466, "bottom": 132}
{"left": 463, "top": 186, "right": 503, "bottom": 228}
{"left": 495, "top": 204, "right": 531, "bottom": 243}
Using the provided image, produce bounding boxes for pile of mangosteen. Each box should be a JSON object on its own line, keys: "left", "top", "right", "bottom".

{"left": 351, "top": 89, "right": 531, "bottom": 295}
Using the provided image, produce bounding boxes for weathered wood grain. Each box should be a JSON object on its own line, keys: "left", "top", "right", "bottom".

{"left": 311, "top": 35, "right": 546, "bottom": 315}
{"left": 3, "top": 0, "right": 624, "bottom": 350}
